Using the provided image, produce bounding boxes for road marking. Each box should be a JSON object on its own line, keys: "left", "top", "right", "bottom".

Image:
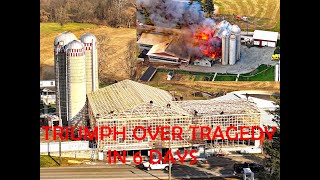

{"left": 236, "top": 74, "right": 240, "bottom": 81}
{"left": 212, "top": 72, "right": 217, "bottom": 81}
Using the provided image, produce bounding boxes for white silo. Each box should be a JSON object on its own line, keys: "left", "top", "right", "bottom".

{"left": 231, "top": 25, "right": 241, "bottom": 61}
{"left": 54, "top": 31, "right": 77, "bottom": 126}
{"left": 229, "top": 34, "right": 237, "bottom": 65}
{"left": 80, "top": 33, "right": 99, "bottom": 94}
{"left": 221, "top": 30, "right": 230, "bottom": 65}
{"left": 65, "top": 40, "right": 87, "bottom": 127}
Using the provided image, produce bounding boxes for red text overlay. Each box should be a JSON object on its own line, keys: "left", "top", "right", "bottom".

{"left": 42, "top": 125, "right": 276, "bottom": 141}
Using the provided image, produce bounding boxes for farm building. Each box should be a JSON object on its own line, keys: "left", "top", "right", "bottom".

{"left": 253, "top": 30, "right": 279, "bottom": 47}
{"left": 147, "top": 39, "right": 191, "bottom": 64}
{"left": 40, "top": 87, "right": 56, "bottom": 105}
{"left": 54, "top": 31, "right": 99, "bottom": 127}
{"left": 40, "top": 80, "right": 55, "bottom": 88}
{"left": 137, "top": 32, "right": 192, "bottom": 65}
{"left": 137, "top": 21, "right": 242, "bottom": 66}
{"left": 87, "top": 80, "right": 262, "bottom": 153}
{"left": 137, "top": 32, "right": 191, "bottom": 65}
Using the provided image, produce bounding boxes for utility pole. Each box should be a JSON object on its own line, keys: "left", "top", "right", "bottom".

{"left": 48, "top": 142, "right": 50, "bottom": 156}
{"left": 59, "top": 136, "right": 62, "bottom": 165}
{"left": 168, "top": 118, "right": 172, "bottom": 180}
{"left": 246, "top": 19, "right": 248, "bottom": 36}
{"left": 56, "top": 51, "right": 62, "bottom": 166}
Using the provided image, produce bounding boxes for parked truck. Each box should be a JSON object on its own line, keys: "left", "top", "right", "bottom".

{"left": 142, "top": 159, "right": 172, "bottom": 171}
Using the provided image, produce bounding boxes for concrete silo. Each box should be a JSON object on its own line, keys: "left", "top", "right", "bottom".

{"left": 54, "top": 32, "right": 77, "bottom": 126}
{"left": 229, "top": 34, "right": 237, "bottom": 65}
{"left": 221, "top": 30, "right": 230, "bottom": 65}
{"left": 80, "top": 33, "right": 99, "bottom": 94}
{"left": 231, "top": 25, "right": 241, "bottom": 61}
{"left": 65, "top": 40, "right": 87, "bottom": 127}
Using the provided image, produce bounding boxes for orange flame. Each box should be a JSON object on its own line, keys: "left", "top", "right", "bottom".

{"left": 194, "top": 29, "right": 222, "bottom": 59}
{"left": 195, "top": 32, "right": 209, "bottom": 41}
{"left": 200, "top": 47, "right": 216, "bottom": 59}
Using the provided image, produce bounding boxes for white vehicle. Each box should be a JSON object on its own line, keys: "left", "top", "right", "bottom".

{"left": 142, "top": 159, "right": 171, "bottom": 171}
{"left": 167, "top": 72, "right": 174, "bottom": 80}
{"left": 239, "top": 147, "right": 262, "bottom": 154}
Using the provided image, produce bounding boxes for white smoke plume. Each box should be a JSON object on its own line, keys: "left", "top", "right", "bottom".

{"left": 137, "top": 0, "right": 209, "bottom": 29}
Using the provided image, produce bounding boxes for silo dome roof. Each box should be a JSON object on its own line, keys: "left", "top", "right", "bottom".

{"left": 54, "top": 31, "right": 77, "bottom": 46}
{"left": 231, "top": 25, "right": 241, "bottom": 34}
{"left": 80, "top": 33, "right": 97, "bottom": 44}
{"left": 66, "top": 40, "right": 84, "bottom": 50}
{"left": 222, "top": 30, "right": 230, "bottom": 37}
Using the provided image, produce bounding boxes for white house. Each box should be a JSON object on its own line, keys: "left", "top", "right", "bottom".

{"left": 194, "top": 59, "right": 212, "bottom": 67}
{"left": 40, "top": 87, "right": 56, "bottom": 105}
{"left": 253, "top": 30, "right": 279, "bottom": 47}
{"left": 40, "top": 80, "right": 55, "bottom": 88}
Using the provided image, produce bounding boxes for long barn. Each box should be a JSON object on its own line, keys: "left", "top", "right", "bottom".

{"left": 253, "top": 30, "right": 279, "bottom": 47}
{"left": 87, "top": 80, "right": 261, "bottom": 155}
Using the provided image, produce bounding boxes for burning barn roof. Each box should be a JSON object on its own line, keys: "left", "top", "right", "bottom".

{"left": 147, "top": 37, "right": 191, "bottom": 62}
{"left": 137, "top": 33, "right": 172, "bottom": 46}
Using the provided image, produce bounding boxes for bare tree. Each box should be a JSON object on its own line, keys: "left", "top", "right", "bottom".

{"left": 96, "top": 35, "right": 110, "bottom": 82}
{"left": 124, "top": 6, "right": 136, "bottom": 28}
{"left": 40, "top": 0, "right": 136, "bottom": 27}
{"left": 56, "top": 6, "right": 69, "bottom": 26}
{"left": 40, "top": 9, "right": 50, "bottom": 22}
{"left": 124, "top": 39, "right": 138, "bottom": 79}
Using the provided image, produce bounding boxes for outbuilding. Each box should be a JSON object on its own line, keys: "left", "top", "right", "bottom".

{"left": 253, "top": 30, "right": 279, "bottom": 47}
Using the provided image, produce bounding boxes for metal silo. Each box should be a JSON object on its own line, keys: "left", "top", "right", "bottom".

{"left": 231, "top": 25, "right": 241, "bottom": 61}
{"left": 80, "top": 33, "right": 99, "bottom": 94}
{"left": 65, "top": 40, "right": 87, "bottom": 127}
{"left": 54, "top": 32, "right": 77, "bottom": 126}
{"left": 221, "top": 30, "right": 230, "bottom": 65}
{"left": 229, "top": 34, "right": 237, "bottom": 65}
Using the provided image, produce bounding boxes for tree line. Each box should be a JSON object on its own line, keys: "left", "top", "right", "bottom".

{"left": 40, "top": 0, "right": 136, "bottom": 28}
{"left": 190, "top": 0, "right": 215, "bottom": 17}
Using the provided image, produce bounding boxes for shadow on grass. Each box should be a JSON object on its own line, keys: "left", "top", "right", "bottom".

{"left": 49, "top": 155, "right": 61, "bottom": 166}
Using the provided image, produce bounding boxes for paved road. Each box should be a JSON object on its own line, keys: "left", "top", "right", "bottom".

{"left": 40, "top": 164, "right": 235, "bottom": 180}
{"left": 179, "top": 46, "right": 277, "bottom": 74}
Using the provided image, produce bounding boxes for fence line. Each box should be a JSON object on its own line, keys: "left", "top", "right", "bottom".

{"left": 40, "top": 141, "right": 92, "bottom": 153}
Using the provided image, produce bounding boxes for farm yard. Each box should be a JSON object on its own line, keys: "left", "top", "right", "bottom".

{"left": 40, "top": 0, "right": 280, "bottom": 100}
{"left": 144, "top": 70, "right": 279, "bottom": 100}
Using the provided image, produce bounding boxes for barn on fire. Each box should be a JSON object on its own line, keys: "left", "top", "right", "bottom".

{"left": 137, "top": 20, "right": 243, "bottom": 67}
{"left": 137, "top": 33, "right": 191, "bottom": 65}
{"left": 137, "top": 33, "right": 172, "bottom": 52}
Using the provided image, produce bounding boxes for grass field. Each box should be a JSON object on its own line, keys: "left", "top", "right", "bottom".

{"left": 215, "top": 0, "right": 280, "bottom": 32}
{"left": 214, "top": 74, "right": 237, "bottom": 81}
{"left": 40, "top": 23, "right": 136, "bottom": 81}
{"left": 155, "top": 64, "right": 274, "bottom": 82}
{"left": 40, "top": 155, "right": 89, "bottom": 167}
{"left": 239, "top": 65, "right": 275, "bottom": 81}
